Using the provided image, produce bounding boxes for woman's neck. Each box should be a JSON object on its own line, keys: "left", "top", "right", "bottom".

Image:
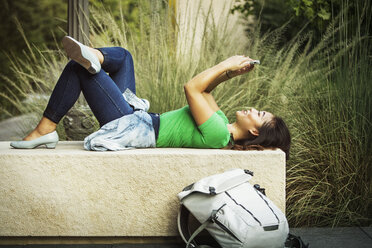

{"left": 227, "top": 122, "right": 251, "bottom": 141}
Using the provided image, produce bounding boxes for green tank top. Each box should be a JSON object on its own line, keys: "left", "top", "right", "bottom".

{"left": 156, "top": 106, "right": 230, "bottom": 148}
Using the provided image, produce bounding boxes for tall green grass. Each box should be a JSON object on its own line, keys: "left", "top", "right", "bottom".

{"left": 0, "top": 19, "right": 70, "bottom": 136}
{"left": 1, "top": 0, "right": 370, "bottom": 227}
{"left": 283, "top": 1, "right": 372, "bottom": 226}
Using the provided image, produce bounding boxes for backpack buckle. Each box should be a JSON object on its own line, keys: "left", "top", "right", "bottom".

{"left": 244, "top": 169, "right": 254, "bottom": 176}
{"left": 209, "top": 186, "right": 217, "bottom": 195}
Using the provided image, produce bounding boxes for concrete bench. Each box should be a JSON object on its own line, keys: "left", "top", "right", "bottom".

{"left": 0, "top": 141, "right": 285, "bottom": 239}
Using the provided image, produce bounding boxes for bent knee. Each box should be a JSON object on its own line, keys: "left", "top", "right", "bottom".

{"left": 121, "top": 47, "right": 133, "bottom": 60}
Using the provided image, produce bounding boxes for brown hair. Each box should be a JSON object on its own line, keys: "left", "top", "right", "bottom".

{"left": 228, "top": 116, "right": 291, "bottom": 160}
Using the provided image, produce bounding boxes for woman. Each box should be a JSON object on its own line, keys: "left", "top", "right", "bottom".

{"left": 10, "top": 36, "right": 291, "bottom": 159}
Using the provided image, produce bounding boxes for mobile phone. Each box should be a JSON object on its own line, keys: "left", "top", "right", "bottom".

{"left": 249, "top": 60, "right": 260, "bottom": 65}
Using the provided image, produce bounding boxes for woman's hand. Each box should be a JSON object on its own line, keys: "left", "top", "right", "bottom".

{"left": 220, "top": 55, "right": 254, "bottom": 71}
{"left": 231, "top": 63, "right": 254, "bottom": 76}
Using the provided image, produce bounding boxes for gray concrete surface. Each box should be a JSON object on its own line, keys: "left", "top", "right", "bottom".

{"left": 1, "top": 227, "right": 371, "bottom": 247}
{"left": 289, "top": 226, "right": 372, "bottom": 248}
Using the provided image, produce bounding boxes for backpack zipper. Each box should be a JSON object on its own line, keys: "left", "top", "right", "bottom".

{"left": 212, "top": 217, "right": 242, "bottom": 243}
{"left": 225, "top": 191, "right": 262, "bottom": 226}
{"left": 253, "top": 188, "right": 280, "bottom": 223}
{"left": 210, "top": 204, "right": 242, "bottom": 243}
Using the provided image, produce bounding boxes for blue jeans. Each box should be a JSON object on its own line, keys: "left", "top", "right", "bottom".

{"left": 43, "top": 47, "right": 159, "bottom": 138}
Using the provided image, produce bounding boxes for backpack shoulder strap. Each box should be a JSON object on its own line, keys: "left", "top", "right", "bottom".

{"left": 186, "top": 206, "right": 228, "bottom": 248}
{"left": 285, "top": 233, "right": 309, "bottom": 248}
{"left": 186, "top": 219, "right": 211, "bottom": 248}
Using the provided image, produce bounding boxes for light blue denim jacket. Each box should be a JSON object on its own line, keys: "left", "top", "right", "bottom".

{"left": 84, "top": 89, "right": 156, "bottom": 151}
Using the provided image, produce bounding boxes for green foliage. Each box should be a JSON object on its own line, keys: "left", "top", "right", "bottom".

{"left": 232, "top": 0, "right": 309, "bottom": 46}
{"left": 232, "top": 0, "right": 368, "bottom": 45}
{"left": 289, "top": 0, "right": 331, "bottom": 20}
{"left": 0, "top": 0, "right": 67, "bottom": 52}
{"left": 232, "top": 0, "right": 294, "bottom": 29}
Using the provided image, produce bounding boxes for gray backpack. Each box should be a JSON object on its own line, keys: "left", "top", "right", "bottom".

{"left": 177, "top": 168, "right": 289, "bottom": 248}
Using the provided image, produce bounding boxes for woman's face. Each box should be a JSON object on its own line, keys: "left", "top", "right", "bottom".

{"left": 236, "top": 108, "right": 274, "bottom": 136}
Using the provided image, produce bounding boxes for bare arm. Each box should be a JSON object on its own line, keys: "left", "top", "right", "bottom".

{"left": 205, "top": 65, "right": 253, "bottom": 93}
{"left": 202, "top": 66, "right": 255, "bottom": 112}
{"left": 184, "top": 56, "right": 254, "bottom": 126}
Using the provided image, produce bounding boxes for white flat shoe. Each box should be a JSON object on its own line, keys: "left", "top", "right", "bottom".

{"left": 122, "top": 88, "right": 150, "bottom": 112}
{"left": 62, "top": 36, "right": 101, "bottom": 74}
{"left": 10, "top": 131, "right": 59, "bottom": 149}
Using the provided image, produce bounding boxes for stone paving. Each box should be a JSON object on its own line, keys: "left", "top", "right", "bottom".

{"left": 1, "top": 227, "right": 371, "bottom": 248}
{"left": 290, "top": 226, "right": 372, "bottom": 248}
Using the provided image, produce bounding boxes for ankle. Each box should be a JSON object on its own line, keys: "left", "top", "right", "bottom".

{"left": 91, "top": 48, "right": 104, "bottom": 64}
{"left": 35, "top": 117, "right": 57, "bottom": 135}
{"left": 35, "top": 127, "right": 55, "bottom": 136}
